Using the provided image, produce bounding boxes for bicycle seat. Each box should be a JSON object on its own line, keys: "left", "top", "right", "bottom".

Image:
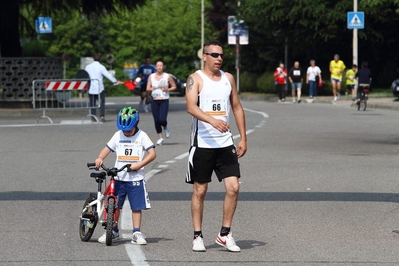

{"left": 90, "top": 172, "right": 106, "bottom": 179}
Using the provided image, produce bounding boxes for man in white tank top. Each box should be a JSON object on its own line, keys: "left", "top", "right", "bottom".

{"left": 185, "top": 39, "right": 247, "bottom": 252}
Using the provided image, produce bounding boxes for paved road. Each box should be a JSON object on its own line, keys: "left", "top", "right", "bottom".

{"left": 1, "top": 97, "right": 399, "bottom": 265}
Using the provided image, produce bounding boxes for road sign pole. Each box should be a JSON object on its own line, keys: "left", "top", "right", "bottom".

{"left": 236, "top": 34, "right": 240, "bottom": 93}
{"left": 200, "top": 0, "right": 204, "bottom": 69}
{"left": 353, "top": 0, "right": 358, "bottom": 66}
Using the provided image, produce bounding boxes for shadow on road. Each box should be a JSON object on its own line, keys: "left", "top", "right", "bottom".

{"left": 1, "top": 191, "right": 399, "bottom": 202}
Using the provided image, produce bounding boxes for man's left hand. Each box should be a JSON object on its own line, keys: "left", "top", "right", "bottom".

{"left": 236, "top": 140, "right": 247, "bottom": 158}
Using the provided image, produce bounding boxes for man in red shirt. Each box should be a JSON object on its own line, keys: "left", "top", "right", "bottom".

{"left": 274, "top": 63, "right": 288, "bottom": 102}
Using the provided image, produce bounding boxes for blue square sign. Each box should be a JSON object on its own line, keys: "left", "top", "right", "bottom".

{"left": 36, "top": 17, "right": 52, "bottom": 34}
{"left": 347, "top": 12, "right": 364, "bottom": 29}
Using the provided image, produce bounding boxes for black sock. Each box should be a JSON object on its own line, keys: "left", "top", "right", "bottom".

{"left": 220, "top": 226, "right": 230, "bottom": 236}
{"left": 194, "top": 231, "right": 203, "bottom": 239}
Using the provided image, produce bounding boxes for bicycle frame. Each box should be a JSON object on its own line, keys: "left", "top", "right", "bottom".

{"left": 81, "top": 177, "right": 118, "bottom": 226}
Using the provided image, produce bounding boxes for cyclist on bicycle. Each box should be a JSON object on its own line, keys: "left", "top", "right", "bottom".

{"left": 355, "top": 61, "right": 372, "bottom": 105}
{"left": 95, "top": 107, "right": 156, "bottom": 245}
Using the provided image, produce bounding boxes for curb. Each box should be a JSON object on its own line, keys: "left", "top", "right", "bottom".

{"left": 0, "top": 95, "right": 398, "bottom": 118}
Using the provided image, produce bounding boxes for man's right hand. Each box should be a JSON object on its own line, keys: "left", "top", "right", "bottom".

{"left": 211, "top": 118, "right": 230, "bottom": 133}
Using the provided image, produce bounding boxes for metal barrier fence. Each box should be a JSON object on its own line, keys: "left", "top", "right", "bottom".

{"left": 32, "top": 79, "right": 100, "bottom": 124}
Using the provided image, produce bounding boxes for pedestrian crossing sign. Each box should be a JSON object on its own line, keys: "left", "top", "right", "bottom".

{"left": 347, "top": 12, "right": 364, "bottom": 29}
{"left": 36, "top": 17, "right": 52, "bottom": 34}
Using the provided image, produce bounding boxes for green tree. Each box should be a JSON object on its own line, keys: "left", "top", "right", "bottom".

{"left": 0, "top": 0, "right": 145, "bottom": 57}
{"left": 44, "top": 0, "right": 211, "bottom": 82}
{"left": 238, "top": 0, "right": 399, "bottom": 86}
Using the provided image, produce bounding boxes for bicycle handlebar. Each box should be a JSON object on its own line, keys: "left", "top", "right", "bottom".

{"left": 87, "top": 163, "right": 132, "bottom": 176}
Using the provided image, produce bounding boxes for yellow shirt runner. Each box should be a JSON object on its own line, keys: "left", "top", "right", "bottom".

{"left": 330, "top": 60, "right": 346, "bottom": 80}
{"left": 346, "top": 69, "right": 356, "bottom": 85}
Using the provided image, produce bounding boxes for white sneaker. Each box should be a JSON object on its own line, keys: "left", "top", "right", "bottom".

{"left": 215, "top": 232, "right": 240, "bottom": 252}
{"left": 292, "top": 98, "right": 295, "bottom": 103}
{"left": 156, "top": 138, "right": 164, "bottom": 145}
{"left": 164, "top": 126, "right": 170, "bottom": 138}
{"left": 98, "top": 230, "right": 119, "bottom": 244}
{"left": 131, "top": 231, "right": 147, "bottom": 245}
{"left": 337, "top": 92, "right": 341, "bottom": 100}
{"left": 192, "top": 236, "right": 206, "bottom": 252}
{"left": 333, "top": 96, "right": 337, "bottom": 102}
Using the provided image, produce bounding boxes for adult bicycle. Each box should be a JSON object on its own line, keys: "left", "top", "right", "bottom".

{"left": 357, "top": 84, "right": 369, "bottom": 111}
{"left": 79, "top": 163, "right": 131, "bottom": 246}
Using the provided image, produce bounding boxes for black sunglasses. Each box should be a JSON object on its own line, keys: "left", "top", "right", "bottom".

{"left": 204, "top": 52, "right": 224, "bottom": 59}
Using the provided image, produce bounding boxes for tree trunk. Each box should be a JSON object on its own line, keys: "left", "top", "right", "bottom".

{"left": 0, "top": 1, "right": 22, "bottom": 57}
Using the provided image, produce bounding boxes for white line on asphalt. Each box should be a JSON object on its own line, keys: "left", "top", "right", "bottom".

{"left": 174, "top": 152, "right": 189, "bottom": 160}
{"left": 244, "top": 108, "right": 269, "bottom": 118}
{"left": 121, "top": 169, "right": 162, "bottom": 265}
{"left": 0, "top": 123, "right": 52, "bottom": 127}
{"left": 165, "top": 160, "right": 176, "bottom": 163}
{"left": 124, "top": 234, "right": 150, "bottom": 266}
{"left": 157, "top": 165, "right": 169, "bottom": 168}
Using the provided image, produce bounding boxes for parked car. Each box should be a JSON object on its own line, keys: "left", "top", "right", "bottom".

{"left": 129, "top": 74, "right": 186, "bottom": 96}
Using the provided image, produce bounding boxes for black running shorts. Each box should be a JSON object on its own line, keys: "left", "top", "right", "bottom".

{"left": 186, "top": 145, "right": 241, "bottom": 184}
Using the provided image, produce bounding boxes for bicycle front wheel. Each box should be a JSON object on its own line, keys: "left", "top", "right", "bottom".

{"left": 105, "top": 197, "right": 115, "bottom": 246}
{"left": 79, "top": 195, "right": 98, "bottom": 242}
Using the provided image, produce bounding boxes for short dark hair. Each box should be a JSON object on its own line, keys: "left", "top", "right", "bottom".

{"left": 155, "top": 58, "right": 164, "bottom": 64}
{"left": 361, "top": 61, "right": 368, "bottom": 68}
{"left": 203, "top": 40, "right": 222, "bottom": 52}
{"left": 93, "top": 54, "right": 101, "bottom": 61}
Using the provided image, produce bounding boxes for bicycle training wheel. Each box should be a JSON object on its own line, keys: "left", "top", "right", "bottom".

{"left": 79, "top": 195, "right": 98, "bottom": 241}
{"left": 105, "top": 197, "right": 116, "bottom": 246}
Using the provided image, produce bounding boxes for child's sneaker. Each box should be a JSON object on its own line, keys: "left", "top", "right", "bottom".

{"left": 98, "top": 230, "right": 119, "bottom": 244}
{"left": 131, "top": 231, "right": 147, "bottom": 245}
{"left": 192, "top": 236, "right": 206, "bottom": 252}
{"left": 215, "top": 232, "right": 240, "bottom": 252}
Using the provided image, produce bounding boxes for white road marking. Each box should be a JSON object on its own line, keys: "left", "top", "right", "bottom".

{"left": 243, "top": 108, "right": 269, "bottom": 118}
{"left": 174, "top": 153, "right": 189, "bottom": 160}
{"left": 157, "top": 165, "right": 168, "bottom": 168}
{"left": 124, "top": 234, "right": 150, "bottom": 266}
{"left": 60, "top": 120, "right": 95, "bottom": 125}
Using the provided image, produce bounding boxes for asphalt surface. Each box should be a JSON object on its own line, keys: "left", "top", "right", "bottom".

{"left": 1, "top": 95, "right": 399, "bottom": 265}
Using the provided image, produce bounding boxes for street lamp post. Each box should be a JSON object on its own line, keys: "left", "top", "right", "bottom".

{"left": 353, "top": 0, "right": 358, "bottom": 66}
{"left": 201, "top": 0, "right": 204, "bottom": 69}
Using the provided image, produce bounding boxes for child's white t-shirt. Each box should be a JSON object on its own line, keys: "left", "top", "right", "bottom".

{"left": 106, "top": 129, "right": 155, "bottom": 182}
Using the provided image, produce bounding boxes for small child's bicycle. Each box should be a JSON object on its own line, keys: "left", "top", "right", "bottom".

{"left": 79, "top": 163, "right": 131, "bottom": 246}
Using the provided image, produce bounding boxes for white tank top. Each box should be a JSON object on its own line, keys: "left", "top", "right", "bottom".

{"left": 190, "top": 70, "right": 233, "bottom": 148}
{"left": 150, "top": 73, "right": 170, "bottom": 100}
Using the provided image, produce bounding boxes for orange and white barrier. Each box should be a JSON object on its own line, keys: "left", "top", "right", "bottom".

{"left": 45, "top": 81, "right": 89, "bottom": 91}
{"left": 32, "top": 79, "right": 99, "bottom": 124}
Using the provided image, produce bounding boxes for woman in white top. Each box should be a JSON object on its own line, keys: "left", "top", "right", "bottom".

{"left": 146, "top": 59, "right": 177, "bottom": 145}
{"left": 306, "top": 60, "right": 322, "bottom": 98}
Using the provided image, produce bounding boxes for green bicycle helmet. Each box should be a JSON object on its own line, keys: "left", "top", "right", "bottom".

{"left": 117, "top": 107, "right": 139, "bottom": 131}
